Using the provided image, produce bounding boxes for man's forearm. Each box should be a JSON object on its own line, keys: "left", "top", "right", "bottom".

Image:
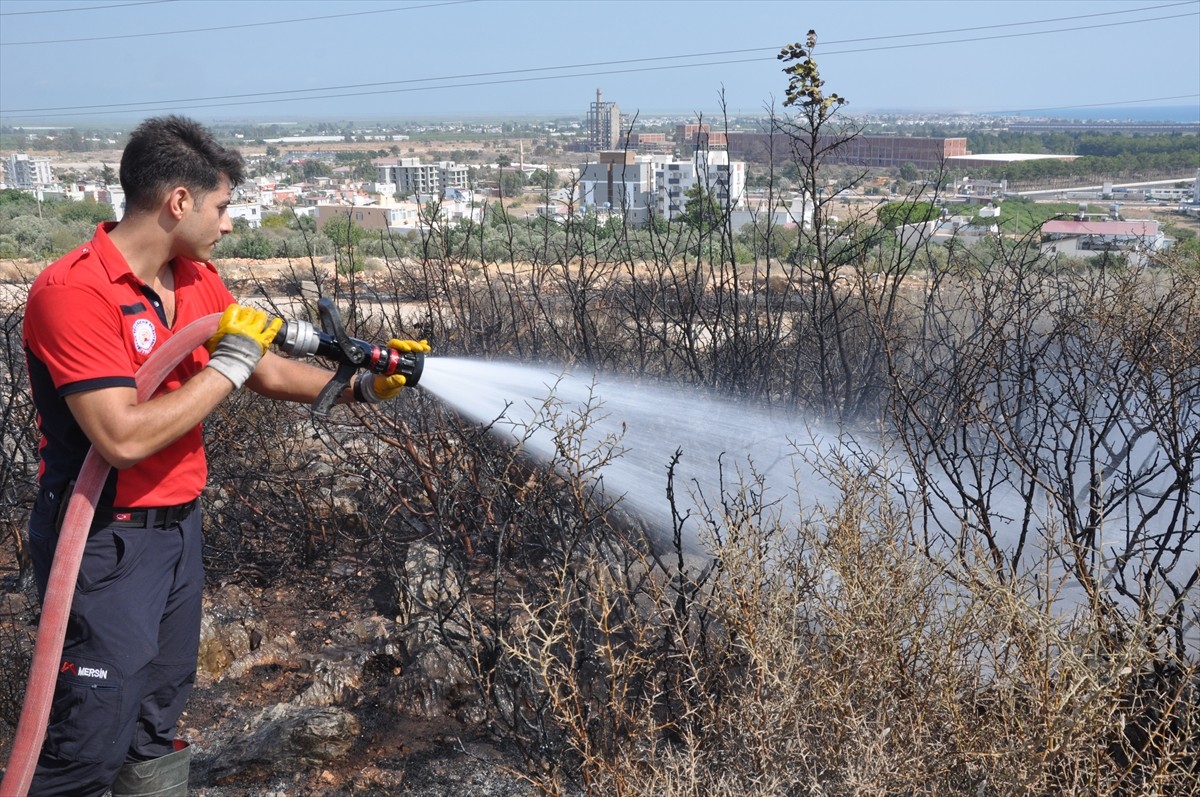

{"left": 245, "top": 351, "right": 354, "bottom": 406}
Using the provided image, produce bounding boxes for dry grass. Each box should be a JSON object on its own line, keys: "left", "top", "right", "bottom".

{"left": 499, "top": 469, "right": 1199, "bottom": 796}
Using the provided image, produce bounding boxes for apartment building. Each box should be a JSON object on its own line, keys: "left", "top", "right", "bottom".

{"left": 577, "top": 151, "right": 658, "bottom": 224}
{"left": 4, "top": 153, "right": 54, "bottom": 188}
{"left": 655, "top": 149, "right": 746, "bottom": 220}
{"left": 375, "top": 158, "right": 469, "bottom": 196}
{"left": 577, "top": 149, "right": 747, "bottom": 225}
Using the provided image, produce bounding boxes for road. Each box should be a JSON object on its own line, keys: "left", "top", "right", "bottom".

{"left": 1012, "top": 176, "right": 1195, "bottom": 198}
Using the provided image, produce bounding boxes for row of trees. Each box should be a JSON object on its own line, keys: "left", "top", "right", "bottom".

{"left": 958, "top": 130, "right": 1198, "bottom": 185}
{"left": 0, "top": 189, "right": 113, "bottom": 259}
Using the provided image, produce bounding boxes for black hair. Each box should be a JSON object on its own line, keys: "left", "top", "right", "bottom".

{"left": 119, "top": 115, "right": 245, "bottom": 215}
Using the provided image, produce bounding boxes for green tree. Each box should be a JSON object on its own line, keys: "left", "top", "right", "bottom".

{"left": 322, "top": 214, "right": 367, "bottom": 250}
{"left": 6, "top": 215, "right": 53, "bottom": 257}
{"left": 876, "top": 200, "right": 940, "bottom": 229}
{"left": 0, "top": 188, "right": 40, "bottom": 219}
{"left": 529, "top": 168, "right": 558, "bottom": 191}
{"left": 678, "top": 182, "right": 723, "bottom": 231}
{"left": 487, "top": 203, "right": 514, "bottom": 229}
{"left": 498, "top": 170, "right": 526, "bottom": 199}
{"left": 321, "top": 213, "right": 367, "bottom": 273}
{"left": 53, "top": 198, "right": 114, "bottom": 225}
{"left": 302, "top": 160, "right": 333, "bottom": 180}
{"left": 234, "top": 230, "right": 274, "bottom": 259}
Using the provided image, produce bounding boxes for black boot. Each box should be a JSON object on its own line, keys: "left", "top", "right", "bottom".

{"left": 110, "top": 741, "right": 191, "bottom": 796}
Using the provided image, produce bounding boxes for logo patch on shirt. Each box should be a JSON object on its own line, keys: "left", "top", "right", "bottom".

{"left": 132, "top": 318, "right": 157, "bottom": 354}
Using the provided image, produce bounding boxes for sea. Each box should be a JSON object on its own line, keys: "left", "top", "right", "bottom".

{"left": 996, "top": 104, "right": 1199, "bottom": 123}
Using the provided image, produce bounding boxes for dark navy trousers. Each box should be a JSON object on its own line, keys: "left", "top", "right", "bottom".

{"left": 26, "top": 487, "right": 204, "bottom": 797}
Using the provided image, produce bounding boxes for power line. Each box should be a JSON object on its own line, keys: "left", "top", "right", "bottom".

{"left": 0, "top": 0, "right": 1190, "bottom": 46}
{"left": 7, "top": 60, "right": 1196, "bottom": 124}
{"left": 2, "top": 8, "right": 1196, "bottom": 119}
{"left": 0, "top": 0, "right": 176, "bottom": 16}
{"left": 9, "top": 2, "right": 1196, "bottom": 113}
{"left": 818, "top": 11, "right": 1197, "bottom": 58}
{"left": 0, "top": 0, "right": 479, "bottom": 45}
{"left": 3, "top": 46, "right": 785, "bottom": 113}
{"left": 3, "top": 56, "right": 791, "bottom": 119}
{"left": 819, "top": 0, "right": 1198, "bottom": 45}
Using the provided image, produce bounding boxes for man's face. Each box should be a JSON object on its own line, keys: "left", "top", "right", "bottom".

{"left": 176, "top": 174, "right": 233, "bottom": 262}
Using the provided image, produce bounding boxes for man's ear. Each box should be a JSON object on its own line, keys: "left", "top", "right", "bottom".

{"left": 166, "top": 186, "right": 190, "bottom": 220}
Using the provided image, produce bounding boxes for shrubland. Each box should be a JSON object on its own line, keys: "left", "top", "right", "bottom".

{"left": 1, "top": 35, "right": 1197, "bottom": 795}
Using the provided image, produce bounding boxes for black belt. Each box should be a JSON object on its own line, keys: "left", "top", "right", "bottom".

{"left": 96, "top": 499, "right": 199, "bottom": 529}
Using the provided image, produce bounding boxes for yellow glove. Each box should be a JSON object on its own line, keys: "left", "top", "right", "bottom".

{"left": 365, "top": 373, "right": 408, "bottom": 401}
{"left": 355, "top": 339, "right": 431, "bottom": 402}
{"left": 386, "top": 338, "right": 432, "bottom": 355}
{"left": 204, "top": 304, "right": 283, "bottom": 389}
{"left": 206, "top": 304, "right": 282, "bottom": 355}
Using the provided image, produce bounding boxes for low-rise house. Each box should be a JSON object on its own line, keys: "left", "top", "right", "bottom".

{"left": 415, "top": 187, "right": 483, "bottom": 225}
{"left": 729, "top": 194, "right": 812, "bottom": 232}
{"left": 896, "top": 215, "right": 999, "bottom": 250}
{"left": 315, "top": 202, "right": 421, "bottom": 233}
{"left": 1040, "top": 219, "right": 1167, "bottom": 265}
{"left": 227, "top": 203, "right": 262, "bottom": 229}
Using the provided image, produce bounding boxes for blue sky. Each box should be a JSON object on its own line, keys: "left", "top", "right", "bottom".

{"left": 1, "top": 0, "right": 1197, "bottom": 124}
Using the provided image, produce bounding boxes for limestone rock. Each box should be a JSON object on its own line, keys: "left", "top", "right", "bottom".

{"left": 205, "top": 704, "right": 361, "bottom": 784}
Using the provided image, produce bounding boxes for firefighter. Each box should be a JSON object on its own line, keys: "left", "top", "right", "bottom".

{"left": 21, "top": 115, "right": 425, "bottom": 796}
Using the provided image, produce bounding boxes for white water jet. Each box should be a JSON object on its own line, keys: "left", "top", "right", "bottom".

{"left": 419, "top": 357, "right": 854, "bottom": 546}
{"left": 417, "top": 356, "right": 1199, "bottom": 652}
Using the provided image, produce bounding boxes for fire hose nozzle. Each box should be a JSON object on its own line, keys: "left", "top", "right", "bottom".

{"left": 272, "top": 298, "right": 423, "bottom": 416}
{"left": 274, "top": 318, "right": 424, "bottom": 387}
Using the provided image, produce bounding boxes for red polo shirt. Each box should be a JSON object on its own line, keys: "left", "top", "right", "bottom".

{"left": 23, "top": 222, "right": 235, "bottom": 507}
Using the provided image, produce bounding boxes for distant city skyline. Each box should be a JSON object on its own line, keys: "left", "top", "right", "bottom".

{"left": 1, "top": 0, "right": 1197, "bottom": 126}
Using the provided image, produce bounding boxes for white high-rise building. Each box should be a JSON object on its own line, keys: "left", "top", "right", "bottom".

{"left": 375, "top": 158, "right": 469, "bottom": 196}
{"left": 654, "top": 149, "right": 746, "bottom": 220}
{"left": 4, "top": 153, "right": 54, "bottom": 188}
{"left": 576, "top": 149, "right": 748, "bottom": 226}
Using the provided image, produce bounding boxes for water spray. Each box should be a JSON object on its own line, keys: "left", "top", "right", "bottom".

{"left": 273, "top": 297, "right": 424, "bottom": 415}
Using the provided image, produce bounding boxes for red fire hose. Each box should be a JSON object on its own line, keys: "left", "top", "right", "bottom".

{"left": 2, "top": 313, "right": 220, "bottom": 797}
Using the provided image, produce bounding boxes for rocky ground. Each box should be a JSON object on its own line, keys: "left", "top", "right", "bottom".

{"left": 0, "top": 540, "right": 538, "bottom": 796}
